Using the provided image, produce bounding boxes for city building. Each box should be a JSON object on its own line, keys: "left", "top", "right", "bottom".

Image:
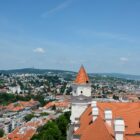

{"left": 43, "top": 100, "right": 70, "bottom": 111}
{"left": 8, "top": 117, "right": 49, "bottom": 140}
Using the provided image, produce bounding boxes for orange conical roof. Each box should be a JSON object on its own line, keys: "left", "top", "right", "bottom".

{"left": 75, "top": 65, "right": 90, "bottom": 84}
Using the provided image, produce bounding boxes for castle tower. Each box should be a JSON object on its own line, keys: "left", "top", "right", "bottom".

{"left": 70, "top": 65, "right": 92, "bottom": 124}
{"left": 72, "top": 65, "right": 91, "bottom": 97}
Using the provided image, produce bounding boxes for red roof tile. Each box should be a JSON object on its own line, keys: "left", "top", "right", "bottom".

{"left": 74, "top": 102, "right": 140, "bottom": 140}
{"left": 44, "top": 101, "right": 69, "bottom": 109}
{"left": 75, "top": 65, "right": 89, "bottom": 84}
{"left": 7, "top": 99, "right": 39, "bottom": 112}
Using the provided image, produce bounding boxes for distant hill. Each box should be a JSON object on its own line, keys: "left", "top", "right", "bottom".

{"left": 0, "top": 68, "right": 140, "bottom": 81}
{"left": 0, "top": 68, "right": 75, "bottom": 75}
{"left": 91, "top": 73, "right": 140, "bottom": 81}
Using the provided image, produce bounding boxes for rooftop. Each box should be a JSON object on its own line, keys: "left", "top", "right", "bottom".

{"left": 71, "top": 95, "right": 92, "bottom": 103}
{"left": 75, "top": 65, "right": 90, "bottom": 84}
{"left": 74, "top": 102, "right": 140, "bottom": 140}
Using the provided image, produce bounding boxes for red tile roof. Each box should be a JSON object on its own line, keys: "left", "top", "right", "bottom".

{"left": 75, "top": 65, "right": 89, "bottom": 84}
{"left": 7, "top": 99, "right": 39, "bottom": 112}
{"left": 44, "top": 101, "right": 69, "bottom": 109}
{"left": 74, "top": 102, "right": 140, "bottom": 140}
{"left": 8, "top": 118, "right": 48, "bottom": 140}
{"left": 81, "top": 117, "right": 114, "bottom": 140}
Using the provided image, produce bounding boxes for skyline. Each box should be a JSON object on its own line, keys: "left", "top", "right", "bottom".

{"left": 0, "top": 0, "right": 140, "bottom": 74}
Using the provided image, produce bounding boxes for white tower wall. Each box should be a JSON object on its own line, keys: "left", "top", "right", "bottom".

{"left": 72, "top": 84, "right": 91, "bottom": 97}
{"left": 70, "top": 103, "right": 88, "bottom": 123}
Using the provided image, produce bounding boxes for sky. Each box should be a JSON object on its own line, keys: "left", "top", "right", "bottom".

{"left": 0, "top": 0, "right": 140, "bottom": 74}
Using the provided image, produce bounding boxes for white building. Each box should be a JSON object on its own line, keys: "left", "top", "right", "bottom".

{"left": 9, "top": 85, "right": 21, "bottom": 94}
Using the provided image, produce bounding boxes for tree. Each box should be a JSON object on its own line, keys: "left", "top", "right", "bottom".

{"left": 113, "top": 95, "right": 119, "bottom": 100}
{"left": 0, "top": 129, "right": 4, "bottom": 137}
{"left": 52, "top": 105, "right": 56, "bottom": 110}
{"left": 42, "top": 133, "right": 54, "bottom": 140}
{"left": 24, "top": 113, "right": 35, "bottom": 122}
{"left": 31, "top": 112, "right": 71, "bottom": 140}
{"left": 31, "top": 121, "right": 61, "bottom": 140}
{"left": 32, "top": 94, "right": 46, "bottom": 107}
{"left": 40, "top": 112, "right": 49, "bottom": 116}
{"left": 56, "top": 115, "right": 68, "bottom": 137}
{"left": 44, "top": 127, "right": 61, "bottom": 140}
{"left": 66, "top": 86, "right": 72, "bottom": 95}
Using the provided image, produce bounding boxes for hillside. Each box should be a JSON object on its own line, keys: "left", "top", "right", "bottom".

{"left": 0, "top": 68, "right": 140, "bottom": 81}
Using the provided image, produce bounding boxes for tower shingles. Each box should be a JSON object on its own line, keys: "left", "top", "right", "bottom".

{"left": 75, "top": 65, "right": 89, "bottom": 84}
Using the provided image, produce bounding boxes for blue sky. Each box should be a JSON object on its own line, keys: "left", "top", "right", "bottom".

{"left": 0, "top": 0, "right": 140, "bottom": 74}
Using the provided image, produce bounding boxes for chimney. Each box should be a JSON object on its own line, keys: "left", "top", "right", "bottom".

{"left": 91, "top": 101, "right": 97, "bottom": 107}
{"left": 92, "top": 107, "right": 99, "bottom": 121}
{"left": 104, "top": 109, "right": 112, "bottom": 126}
{"left": 114, "top": 118, "right": 125, "bottom": 140}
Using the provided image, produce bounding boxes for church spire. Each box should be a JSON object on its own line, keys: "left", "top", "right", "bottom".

{"left": 75, "top": 65, "right": 89, "bottom": 84}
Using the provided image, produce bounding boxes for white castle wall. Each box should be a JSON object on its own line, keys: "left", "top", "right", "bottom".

{"left": 72, "top": 84, "right": 91, "bottom": 97}
{"left": 70, "top": 103, "right": 88, "bottom": 123}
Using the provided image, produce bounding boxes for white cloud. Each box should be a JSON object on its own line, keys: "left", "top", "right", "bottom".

{"left": 33, "top": 48, "right": 45, "bottom": 53}
{"left": 120, "top": 57, "right": 129, "bottom": 62}
{"left": 41, "top": 0, "right": 72, "bottom": 18}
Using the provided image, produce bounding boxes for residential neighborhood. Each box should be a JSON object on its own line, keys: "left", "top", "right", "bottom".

{"left": 0, "top": 0, "right": 140, "bottom": 140}
{"left": 0, "top": 67, "right": 140, "bottom": 139}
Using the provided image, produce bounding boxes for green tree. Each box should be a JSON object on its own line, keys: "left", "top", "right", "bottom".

{"left": 52, "top": 105, "right": 56, "bottom": 110}
{"left": 24, "top": 113, "right": 35, "bottom": 122}
{"left": 0, "top": 129, "right": 4, "bottom": 137}
{"left": 40, "top": 112, "right": 49, "bottom": 116}
{"left": 31, "top": 121, "right": 61, "bottom": 140}
{"left": 56, "top": 115, "right": 68, "bottom": 137}
{"left": 31, "top": 112, "right": 71, "bottom": 140}
{"left": 42, "top": 133, "right": 54, "bottom": 140}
